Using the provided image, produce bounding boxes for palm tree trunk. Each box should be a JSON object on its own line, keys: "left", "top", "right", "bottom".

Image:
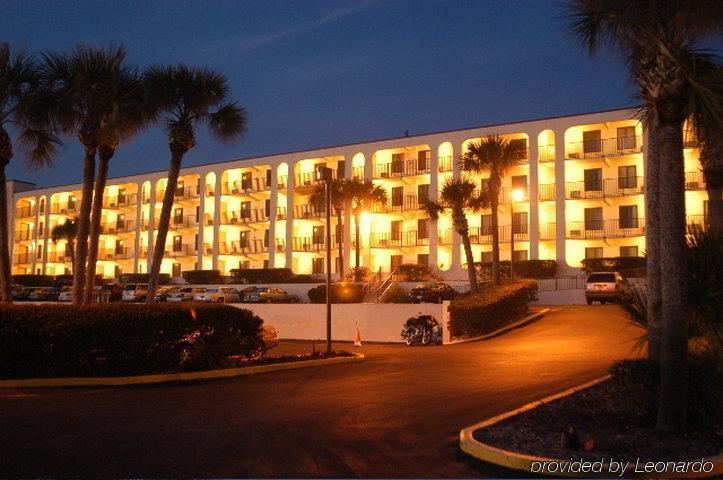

{"left": 72, "top": 150, "right": 96, "bottom": 305}
{"left": 0, "top": 157, "right": 13, "bottom": 303}
{"left": 354, "top": 212, "right": 361, "bottom": 281}
{"left": 336, "top": 209, "right": 344, "bottom": 280}
{"left": 645, "top": 123, "right": 662, "bottom": 362}
{"left": 656, "top": 119, "right": 689, "bottom": 432}
{"left": 83, "top": 151, "right": 111, "bottom": 303}
{"left": 490, "top": 192, "right": 501, "bottom": 286}
{"left": 147, "top": 151, "right": 183, "bottom": 302}
{"left": 461, "top": 233, "right": 478, "bottom": 294}
{"left": 68, "top": 240, "right": 75, "bottom": 275}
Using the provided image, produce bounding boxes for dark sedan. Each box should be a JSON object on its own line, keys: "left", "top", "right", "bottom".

{"left": 243, "top": 287, "right": 299, "bottom": 303}
{"left": 28, "top": 287, "right": 61, "bottom": 301}
{"left": 408, "top": 282, "right": 458, "bottom": 304}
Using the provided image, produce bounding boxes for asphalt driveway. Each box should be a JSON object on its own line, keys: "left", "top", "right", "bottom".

{"left": 0, "top": 305, "right": 642, "bottom": 478}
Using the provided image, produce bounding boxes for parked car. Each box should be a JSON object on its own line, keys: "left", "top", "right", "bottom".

{"left": 193, "top": 287, "right": 241, "bottom": 303}
{"left": 167, "top": 287, "right": 200, "bottom": 302}
{"left": 153, "top": 286, "right": 175, "bottom": 302}
{"left": 96, "top": 284, "right": 123, "bottom": 302}
{"left": 122, "top": 283, "right": 148, "bottom": 302}
{"left": 585, "top": 272, "right": 633, "bottom": 305}
{"left": 12, "top": 286, "right": 33, "bottom": 301}
{"left": 28, "top": 287, "right": 60, "bottom": 301}
{"left": 243, "top": 287, "right": 299, "bottom": 303}
{"left": 58, "top": 286, "right": 74, "bottom": 302}
{"left": 408, "top": 282, "right": 458, "bottom": 303}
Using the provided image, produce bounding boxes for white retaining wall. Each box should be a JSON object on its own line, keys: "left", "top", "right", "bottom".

{"left": 233, "top": 303, "right": 447, "bottom": 343}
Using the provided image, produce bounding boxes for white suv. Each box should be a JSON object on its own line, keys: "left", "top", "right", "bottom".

{"left": 585, "top": 272, "right": 633, "bottom": 305}
{"left": 193, "top": 287, "right": 241, "bottom": 303}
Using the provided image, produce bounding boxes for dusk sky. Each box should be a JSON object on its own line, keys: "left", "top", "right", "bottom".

{"left": 4, "top": 0, "right": 638, "bottom": 188}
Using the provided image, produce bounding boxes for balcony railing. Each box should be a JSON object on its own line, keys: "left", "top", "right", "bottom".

{"left": 684, "top": 129, "right": 698, "bottom": 149}
{"left": 369, "top": 231, "right": 429, "bottom": 248}
{"left": 540, "top": 222, "right": 557, "bottom": 241}
{"left": 45, "top": 250, "right": 72, "bottom": 263}
{"left": 294, "top": 204, "right": 325, "bottom": 220}
{"left": 276, "top": 207, "right": 288, "bottom": 220}
{"left": 684, "top": 171, "right": 706, "bottom": 191}
{"left": 352, "top": 166, "right": 365, "bottom": 179}
{"left": 566, "top": 135, "right": 642, "bottom": 159}
{"left": 95, "top": 249, "right": 133, "bottom": 261}
{"left": 467, "top": 225, "right": 529, "bottom": 243}
{"left": 15, "top": 205, "right": 35, "bottom": 218}
{"left": 221, "top": 209, "right": 268, "bottom": 225}
{"left": 564, "top": 177, "right": 644, "bottom": 199}
{"left": 438, "top": 156, "right": 453, "bottom": 172}
{"left": 222, "top": 177, "right": 267, "bottom": 195}
{"left": 115, "top": 219, "right": 136, "bottom": 233}
{"left": 539, "top": 145, "right": 556, "bottom": 162}
{"left": 14, "top": 230, "right": 33, "bottom": 241}
{"left": 292, "top": 236, "right": 339, "bottom": 252}
{"left": 13, "top": 252, "right": 34, "bottom": 264}
{"left": 476, "top": 186, "right": 529, "bottom": 204}
{"left": 219, "top": 239, "right": 266, "bottom": 255}
{"left": 157, "top": 184, "right": 200, "bottom": 202}
{"left": 373, "top": 157, "right": 431, "bottom": 179}
{"left": 170, "top": 214, "right": 199, "bottom": 229}
{"left": 166, "top": 244, "right": 197, "bottom": 258}
{"left": 566, "top": 218, "right": 646, "bottom": 239}
{"left": 373, "top": 195, "right": 422, "bottom": 213}
{"left": 50, "top": 202, "right": 79, "bottom": 215}
{"left": 103, "top": 194, "right": 137, "bottom": 209}
{"left": 685, "top": 214, "right": 709, "bottom": 234}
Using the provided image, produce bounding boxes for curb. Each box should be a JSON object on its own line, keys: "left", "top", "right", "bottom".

{"left": 459, "top": 376, "right": 723, "bottom": 478}
{"left": 0, "top": 353, "right": 365, "bottom": 389}
{"left": 446, "top": 308, "right": 550, "bottom": 345}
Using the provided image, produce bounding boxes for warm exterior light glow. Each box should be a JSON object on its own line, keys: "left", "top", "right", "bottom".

{"left": 511, "top": 188, "right": 524, "bottom": 203}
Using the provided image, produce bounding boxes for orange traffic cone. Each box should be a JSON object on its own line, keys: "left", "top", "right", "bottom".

{"left": 354, "top": 321, "right": 362, "bottom": 347}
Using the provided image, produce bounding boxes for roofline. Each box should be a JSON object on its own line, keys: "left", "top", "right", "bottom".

{"left": 13, "top": 104, "right": 640, "bottom": 193}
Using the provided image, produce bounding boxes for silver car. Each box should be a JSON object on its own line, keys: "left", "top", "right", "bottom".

{"left": 193, "top": 287, "right": 241, "bottom": 303}
{"left": 585, "top": 272, "right": 633, "bottom": 304}
{"left": 167, "top": 287, "right": 201, "bottom": 302}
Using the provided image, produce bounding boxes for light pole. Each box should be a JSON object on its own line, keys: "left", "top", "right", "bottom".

{"left": 510, "top": 188, "right": 524, "bottom": 279}
{"left": 317, "top": 166, "right": 334, "bottom": 354}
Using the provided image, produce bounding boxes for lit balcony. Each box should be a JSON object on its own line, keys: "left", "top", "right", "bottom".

{"left": 222, "top": 177, "right": 267, "bottom": 195}
{"left": 14, "top": 230, "right": 33, "bottom": 241}
{"left": 219, "top": 239, "right": 266, "bottom": 256}
{"left": 221, "top": 209, "right": 268, "bottom": 225}
{"left": 157, "top": 184, "right": 200, "bottom": 202}
{"left": 166, "top": 244, "right": 197, "bottom": 258}
{"left": 15, "top": 205, "right": 35, "bottom": 218}
{"left": 372, "top": 156, "right": 432, "bottom": 179}
{"left": 13, "top": 252, "right": 34, "bottom": 265}
{"left": 566, "top": 218, "right": 645, "bottom": 239}
{"left": 538, "top": 145, "right": 556, "bottom": 162}
{"left": 50, "top": 202, "right": 79, "bottom": 215}
{"left": 169, "top": 214, "right": 199, "bottom": 231}
{"left": 369, "top": 231, "right": 428, "bottom": 248}
{"left": 684, "top": 171, "right": 706, "bottom": 191}
{"left": 566, "top": 135, "right": 642, "bottom": 159}
{"left": 373, "top": 194, "right": 423, "bottom": 214}
{"left": 564, "top": 177, "right": 644, "bottom": 199}
{"left": 292, "top": 236, "right": 339, "bottom": 252}
{"left": 294, "top": 204, "right": 325, "bottom": 220}
{"left": 539, "top": 222, "right": 557, "bottom": 241}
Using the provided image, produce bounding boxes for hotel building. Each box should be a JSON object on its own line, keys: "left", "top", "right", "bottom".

{"left": 6, "top": 107, "right": 708, "bottom": 280}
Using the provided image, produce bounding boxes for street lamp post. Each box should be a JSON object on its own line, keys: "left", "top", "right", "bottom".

{"left": 510, "top": 188, "right": 524, "bottom": 279}
{"left": 317, "top": 167, "right": 333, "bottom": 354}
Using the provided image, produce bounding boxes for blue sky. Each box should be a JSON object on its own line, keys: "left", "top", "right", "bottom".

{"left": 4, "top": 0, "right": 637, "bottom": 187}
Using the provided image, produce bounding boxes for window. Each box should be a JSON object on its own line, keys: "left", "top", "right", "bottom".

{"left": 312, "top": 257, "right": 324, "bottom": 274}
{"left": 239, "top": 231, "right": 248, "bottom": 248}
{"left": 417, "top": 150, "right": 430, "bottom": 171}
{"left": 264, "top": 229, "right": 269, "bottom": 248}
{"left": 417, "top": 219, "right": 428, "bottom": 239}
{"left": 116, "top": 213, "right": 125, "bottom": 229}
{"left": 583, "top": 130, "right": 602, "bottom": 154}
{"left": 617, "top": 126, "right": 637, "bottom": 151}
{"left": 266, "top": 169, "right": 272, "bottom": 187}
{"left": 240, "top": 201, "right": 251, "bottom": 219}
{"left": 115, "top": 240, "right": 124, "bottom": 255}
{"left": 241, "top": 172, "right": 253, "bottom": 190}
{"left": 390, "top": 255, "right": 403, "bottom": 271}
{"left": 173, "top": 235, "right": 182, "bottom": 252}
{"left": 512, "top": 249, "right": 528, "bottom": 262}
{"left": 620, "top": 246, "right": 639, "bottom": 257}
{"left": 480, "top": 251, "right": 493, "bottom": 263}
{"left": 391, "top": 220, "right": 402, "bottom": 241}
{"left": 481, "top": 214, "right": 493, "bottom": 235}
{"left": 391, "top": 153, "right": 404, "bottom": 174}
{"left": 173, "top": 207, "right": 183, "bottom": 224}
{"left": 512, "top": 212, "right": 528, "bottom": 234}
{"left": 312, "top": 226, "right": 325, "bottom": 245}
{"left": 619, "top": 205, "right": 639, "bottom": 229}
{"left": 263, "top": 259, "right": 270, "bottom": 269}
{"left": 313, "top": 163, "right": 327, "bottom": 183}
{"left": 39, "top": 198, "right": 45, "bottom": 213}
{"left": 584, "top": 169, "right": 603, "bottom": 192}
{"left": 68, "top": 195, "right": 76, "bottom": 209}
{"left": 172, "top": 263, "right": 181, "bottom": 278}
{"left": 336, "top": 160, "right": 345, "bottom": 179}
{"left": 584, "top": 207, "right": 603, "bottom": 230}
{"left": 238, "top": 261, "right": 250, "bottom": 269}
{"left": 36, "top": 244, "right": 43, "bottom": 258}
{"left": 585, "top": 247, "right": 604, "bottom": 259}
{"left": 417, "top": 184, "right": 430, "bottom": 205}
{"left": 265, "top": 199, "right": 271, "bottom": 218}
{"left": 391, "top": 186, "right": 404, "bottom": 207}
{"left": 511, "top": 175, "right": 528, "bottom": 190}
{"left": 417, "top": 254, "right": 429, "bottom": 266}
{"left": 618, "top": 165, "right": 637, "bottom": 189}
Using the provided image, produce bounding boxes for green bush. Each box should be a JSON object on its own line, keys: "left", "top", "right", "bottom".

{"left": 182, "top": 269, "right": 223, "bottom": 284}
{"left": 448, "top": 279, "right": 538, "bottom": 338}
{"left": 230, "top": 268, "right": 295, "bottom": 284}
{"left": 0, "top": 303, "right": 262, "bottom": 379}
{"left": 477, "top": 260, "right": 557, "bottom": 280}
{"left": 346, "top": 266, "right": 372, "bottom": 282}
{"left": 307, "top": 283, "right": 366, "bottom": 303}
{"left": 381, "top": 284, "right": 412, "bottom": 303}
{"left": 119, "top": 273, "right": 171, "bottom": 285}
{"left": 580, "top": 256, "right": 646, "bottom": 274}
{"left": 391, "top": 263, "right": 434, "bottom": 282}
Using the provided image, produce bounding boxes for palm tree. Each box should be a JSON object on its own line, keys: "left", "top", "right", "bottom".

{"left": 51, "top": 218, "right": 78, "bottom": 274}
{"left": 567, "top": 0, "right": 723, "bottom": 431}
{"left": 309, "top": 177, "right": 354, "bottom": 279}
{"left": 0, "top": 43, "right": 59, "bottom": 302}
{"left": 83, "top": 67, "right": 147, "bottom": 303}
{"left": 143, "top": 65, "right": 246, "bottom": 302}
{"left": 347, "top": 178, "right": 387, "bottom": 281}
{"left": 422, "top": 179, "right": 484, "bottom": 292}
{"left": 460, "top": 135, "right": 526, "bottom": 285}
{"left": 34, "top": 45, "right": 130, "bottom": 305}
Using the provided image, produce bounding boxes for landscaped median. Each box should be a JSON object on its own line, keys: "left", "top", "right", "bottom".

{"left": 459, "top": 356, "right": 722, "bottom": 478}
{"left": 0, "top": 303, "right": 360, "bottom": 387}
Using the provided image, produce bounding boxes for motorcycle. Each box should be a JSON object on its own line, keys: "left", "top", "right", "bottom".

{"left": 401, "top": 314, "right": 440, "bottom": 346}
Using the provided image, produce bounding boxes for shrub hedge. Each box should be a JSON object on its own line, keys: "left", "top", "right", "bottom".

{"left": 118, "top": 273, "right": 171, "bottom": 284}
{"left": 477, "top": 260, "right": 557, "bottom": 279}
{"left": 0, "top": 303, "right": 262, "bottom": 379}
{"left": 580, "top": 256, "right": 646, "bottom": 274}
{"left": 391, "top": 263, "right": 435, "bottom": 282}
{"left": 182, "top": 269, "right": 223, "bottom": 284}
{"left": 307, "top": 283, "right": 366, "bottom": 303}
{"left": 448, "top": 279, "right": 538, "bottom": 338}
{"left": 229, "top": 268, "right": 321, "bottom": 284}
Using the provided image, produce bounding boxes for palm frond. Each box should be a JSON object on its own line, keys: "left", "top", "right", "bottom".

{"left": 208, "top": 102, "right": 246, "bottom": 142}
{"left": 420, "top": 199, "right": 444, "bottom": 220}
{"left": 18, "top": 127, "right": 62, "bottom": 169}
